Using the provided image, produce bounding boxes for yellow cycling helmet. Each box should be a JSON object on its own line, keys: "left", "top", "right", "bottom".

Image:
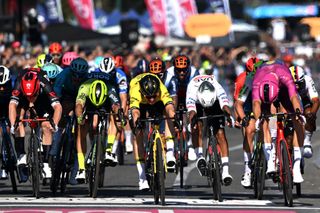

{"left": 36, "top": 53, "right": 53, "bottom": 68}
{"left": 289, "top": 65, "right": 305, "bottom": 83}
{"left": 89, "top": 80, "right": 108, "bottom": 107}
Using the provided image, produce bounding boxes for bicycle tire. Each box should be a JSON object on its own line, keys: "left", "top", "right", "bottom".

{"left": 59, "top": 130, "right": 72, "bottom": 194}
{"left": 211, "top": 139, "right": 222, "bottom": 202}
{"left": 92, "top": 132, "right": 103, "bottom": 198}
{"left": 88, "top": 141, "right": 96, "bottom": 197}
{"left": 179, "top": 134, "right": 184, "bottom": 188}
{"left": 4, "top": 134, "right": 17, "bottom": 194}
{"left": 156, "top": 138, "right": 165, "bottom": 205}
{"left": 281, "top": 140, "right": 293, "bottom": 207}
{"left": 117, "top": 140, "right": 124, "bottom": 165}
{"left": 31, "top": 136, "right": 40, "bottom": 198}
{"left": 254, "top": 143, "right": 266, "bottom": 200}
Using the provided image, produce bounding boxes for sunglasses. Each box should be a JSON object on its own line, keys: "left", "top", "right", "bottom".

{"left": 51, "top": 53, "right": 62, "bottom": 58}
{"left": 144, "top": 94, "right": 157, "bottom": 99}
{"left": 176, "top": 68, "right": 187, "bottom": 73}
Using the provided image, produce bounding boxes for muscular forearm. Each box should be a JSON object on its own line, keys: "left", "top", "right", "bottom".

{"left": 52, "top": 104, "right": 62, "bottom": 125}
{"left": 235, "top": 100, "right": 246, "bottom": 119}
{"left": 132, "top": 108, "right": 140, "bottom": 123}
{"left": 253, "top": 101, "right": 261, "bottom": 120}
{"left": 291, "top": 95, "right": 302, "bottom": 112}
{"left": 120, "top": 93, "right": 128, "bottom": 112}
{"left": 311, "top": 98, "right": 320, "bottom": 114}
{"left": 9, "top": 102, "right": 17, "bottom": 126}
{"left": 165, "top": 103, "right": 175, "bottom": 118}
{"left": 222, "top": 105, "right": 232, "bottom": 116}
{"left": 75, "top": 103, "right": 84, "bottom": 118}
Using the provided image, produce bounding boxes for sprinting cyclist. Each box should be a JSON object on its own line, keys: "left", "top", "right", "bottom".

{"left": 48, "top": 42, "right": 63, "bottom": 66}
{"left": 289, "top": 65, "right": 319, "bottom": 158}
{"left": 186, "top": 75, "right": 235, "bottom": 185}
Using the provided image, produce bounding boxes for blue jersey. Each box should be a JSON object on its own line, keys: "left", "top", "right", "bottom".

{"left": 162, "top": 71, "right": 177, "bottom": 97}
{"left": 53, "top": 67, "right": 87, "bottom": 98}
{"left": 91, "top": 68, "right": 128, "bottom": 94}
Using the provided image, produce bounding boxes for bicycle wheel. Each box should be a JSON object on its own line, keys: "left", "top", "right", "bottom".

{"left": 92, "top": 132, "right": 103, "bottom": 198}
{"left": 117, "top": 140, "right": 124, "bottom": 165}
{"left": 253, "top": 143, "right": 266, "bottom": 200}
{"left": 281, "top": 140, "right": 293, "bottom": 207}
{"left": 210, "top": 139, "right": 222, "bottom": 202}
{"left": 179, "top": 134, "right": 184, "bottom": 188}
{"left": 4, "top": 134, "right": 17, "bottom": 193}
{"left": 59, "top": 131, "right": 73, "bottom": 194}
{"left": 31, "top": 136, "right": 40, "bottom": 198}
{"left": 155, "top": 138, "right": 165, "bottom": 205}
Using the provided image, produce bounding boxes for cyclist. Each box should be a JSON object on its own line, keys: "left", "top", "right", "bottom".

{"left": 234, "top": 57, "right": 262, "bottom": 187}
{"left": 61, "top": 51, "right": 78, "bottom": 68}
{"left": 289, "top": 65, "right": 319, "bottom": 158}
{"left": 75, "top": 79, "right": 122, "bottom": 181}
{"left": 252, "top": 60, "right": 304, "bottom": 183}
{"left": 131, "top": 58, "right": 148, "bottom": 79}
{"left": 49, "top": 42, "right": 63, "bottom": 66}
{"left": 167, "top": 55, "right": 199, "bottom": 161}
{"left": 53, "top": 57, "right": 89, "bottom": 183}
{"left": 34, "top": 53, "right": 53, "bottom": 68}
{"left": 95, "top": 57, "right": 131, "bottom": 158}
{"left": 149, "top": 58, "right": 178, "bottom": 169}
{"left": 129, "top": 73, "right": 178, "bottom": 191}
{"left": 186, "top": 75, "right": 235, "bottom": 185}
{"left": 0, "top": 66, "right": 14, "bottom": 179}
{"left": 9, "top": 68, "right": 62, "bottom": 181}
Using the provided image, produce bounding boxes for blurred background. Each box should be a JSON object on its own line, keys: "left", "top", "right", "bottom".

{"left": 0, "top": 0, "right": 320, "bottom": 100}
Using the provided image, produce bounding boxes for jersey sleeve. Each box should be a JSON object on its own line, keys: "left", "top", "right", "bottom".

{"left": 39, "top": 76, "right": 60, "bottom": 107}
{"left": 186, "top": 78, "right": 197, "bottom": 112}
{"left": 53, "top": 69, "right": 67, "bottom": 98}
{"left": 129, "top": 82, "right": 142, "bottom": 109}
{"left": 108, "top": 85, "right": 120, "bottom": 105}
{"left": 216, "top": 81, "right": 230, "bottom": 109}
{"left": 76, "top": 81, "right": 90, "bottom": 107}
{"left": 10, "top": 77, "right": 22, "bottom": 105}
{"left": 168, "top": 77, "right": 177, "bottom": 97}
{"left": 305, "top": 75, "right": 319, "bottom": 99}
{"left": 116, "top": 69, "right": 128, "bottom": 94}
{"left": 278, "top": 66, "right": 297, "bottom": 99}
{"left": 159, "top": 81, "right": 173, "bottom": 106}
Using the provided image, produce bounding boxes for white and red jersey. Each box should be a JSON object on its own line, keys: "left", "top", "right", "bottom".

{"left": 186, "top": 75, "right": 230, "bottom": 113}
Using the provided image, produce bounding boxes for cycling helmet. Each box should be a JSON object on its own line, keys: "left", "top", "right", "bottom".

{"left": 94, "top": 56, "right": 104, "bottom": 68}
{"left": 149, "top": 58, "right": 165, "bottom": 75}
{"left": 21, "top": 72, "right": 40, "bottom": 97}
{"left": 49, "top": 42, "right": 62, "bottom": 54}
{"left": 113, "top": 55, "right": 124, "bottom": 68}
{"left": 70, "top": 57, "right": 89, "bottom": 75}
{"left": 289, "top": 65, "right": 305, "bottom": 83}
{"left": 62, "top": 52, "right": 78, "bottom": 67}
{"left": 0, "top": 66, "right": 10, "bottom": 85}
{"left": 36, "top": 53, "right": 53, "bottom": 68}
{"left": 137, "top": 59, "right": 148, "bottom": 73}
{"left": 42, "top": 63, "right": 61, "bottom": 79}
{"left": 89, "top": 80, "right": 108, "bottom": 107}
{"left": 174, "top": 55, "right": 190, "bottom": 69}
{"left": 197, "top": 81, "right": 217, "bottom": 108}
{"left": 139, "top": 74, "right": 160, "bottom": 97}
{"left": 246, "top": 57, "right": 260, "bottom": 73}
{"left": 259, "top": 73, "right": 279, "bottom": 104}
{"left": 99, "top": 57, "right": 115, "bottom": 74}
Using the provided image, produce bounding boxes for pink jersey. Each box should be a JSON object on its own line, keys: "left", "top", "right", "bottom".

{"left": 252, "top": 62, "right": 297, "bottom": 102}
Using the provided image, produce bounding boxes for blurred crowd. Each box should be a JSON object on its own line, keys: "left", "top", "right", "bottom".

{"left": 1, "top": 31, "right": 320, "bottom": 102}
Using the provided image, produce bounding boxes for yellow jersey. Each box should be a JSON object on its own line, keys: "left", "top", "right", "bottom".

{"left": 129, "top": 73, "right": 173, "bottom": 109}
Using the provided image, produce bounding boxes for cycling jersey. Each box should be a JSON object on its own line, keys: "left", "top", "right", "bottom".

{"left": 0, "top": 79, "right": 15, "bottom": 118}
{"left": 252, "top": 61, "right": 297, "bottom": 102}
{"left": 129, "top": 73, "right": 173, "bottom": 109}
{"left": 234, "top": 71, "right": 246, "bottom": 101}
{"left": 297, "top": 75, "right": 319, "bottom": 108}
{"left": 186, "top": 75, "right": 230, "bottom": 113}
{"left": 53, "top": 67, "right": 88, "bottom": 98}
{"left": 11, "top": 69, "right": 59, "bottom": 107}
{"left": 91, "top": 68, "right": 128, "bottom": 94}
{"left": 76, "top": 78, "right": 120, "bottom": 107}
{"left": 162, "top": 71, "right": 177, "bottom": 97}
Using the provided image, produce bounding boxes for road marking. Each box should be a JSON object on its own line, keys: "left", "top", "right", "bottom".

{"left": 229, "top": 144, "right": 243, "bottom": 152}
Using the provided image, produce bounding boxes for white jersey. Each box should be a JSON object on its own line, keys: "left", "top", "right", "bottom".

{"left": 186, "top": 75, "right": 230, "bottom": 113}
{"left": 300, "top": 75, "right": 319, "bottom": 100}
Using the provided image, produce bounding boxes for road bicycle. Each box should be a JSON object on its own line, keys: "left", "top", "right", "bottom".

{"left": 198, "top": 114, "right": 226, "bottom": 202}
{"left": 0, "top": 117, "right": 18, "bottom": 193}
{"left": 251, "top": 116, "right": 267, "bottom": 200}
{"left": 18, "top": 106, "right": 54, "bottom": 198}
{"left": 175, "top": 107, "right": 188, "bottom": 188}
{"left": 142, "top": 116, "right": 175, "bottom": 206}
{"left": 50, "top": 115, "right": 76, "bottom": 195}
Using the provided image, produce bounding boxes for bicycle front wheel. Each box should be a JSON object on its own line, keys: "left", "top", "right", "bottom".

{"left": 4, "top": 135, "right": 17, "bottom": 194}
{"left": 281, "top": 140, "right": 293, "bottom": 207}
{"left": 210, "top": 140, "right": 222, "bottom": 202}
{"left": 253, "top": 143, "right": 266, "bottom": 200}
{"left": 31, "top": 136, "right": 40, "bottom": 198}
{"left": 154, "top": 138, "right": 165, "bottom": 205}
{"left": 92, "top": 133, "right": 103, "bottom": 198}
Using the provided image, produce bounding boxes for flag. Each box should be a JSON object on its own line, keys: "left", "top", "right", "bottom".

{"left": 68, "top": 0, "right": 95, "bottom": 30}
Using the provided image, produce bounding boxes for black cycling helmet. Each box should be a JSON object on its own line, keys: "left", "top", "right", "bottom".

{"left": 139, "top": 74, "right": 160, "bottom": 97}
{"left": 70, "top": 57, "right": 89, "bottom": 75}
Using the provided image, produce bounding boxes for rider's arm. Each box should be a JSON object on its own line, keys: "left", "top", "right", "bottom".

{"left": 53, "top": 69, "right": 67, "bottom": 98}
{"left": 306, "top": 76, "right": 320, "bottom": 114}
{"left": 253, "top": 100, "right": 261, "bottom": 120}
{"left": 9, "top": 101, "right": 18, "bottom": 128}
{"left": 52, "top": 102, "right": 62, "bottom": 126}
{"left": 9, "top": 81, "right": 21, "bottom": 127}
{"left": 235, "top": 100, "right": 246, "bottom": 120}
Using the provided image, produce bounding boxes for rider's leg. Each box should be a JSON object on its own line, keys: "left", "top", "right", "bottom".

{"left": 292, "top": 119, "right": 304, "bottom": 183}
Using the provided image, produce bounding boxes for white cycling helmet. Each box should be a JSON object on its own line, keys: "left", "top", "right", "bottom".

{"left": 197, "top": 81, "right": 217, "bottom": 108}
{"left": 99, "top": 57, "right": 115, "bottom": 74}
{"left": 289, "top": 65, "right": 305, "bottom": 83}
{"left": 0, "top": 65, "right": 11, "bottom": 85}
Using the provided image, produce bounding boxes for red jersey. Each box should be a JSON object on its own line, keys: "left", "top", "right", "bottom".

{"left": 234, "top": 71, "right": 246, "bottom": 101}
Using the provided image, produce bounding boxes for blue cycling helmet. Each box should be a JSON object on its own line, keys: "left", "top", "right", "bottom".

{"left": 70, "top": 57, "right": 89, "bottom": 75}
{"left": 42, "top": 62, "right": 61, "bottom": 79}
{"left": 94, "top": 56, "right": 104, "bottom": 68}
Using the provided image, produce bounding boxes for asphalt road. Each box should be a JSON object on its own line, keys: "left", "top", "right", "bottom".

{"left": 1, "top": 127, "right": 320, "bottom": 213}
